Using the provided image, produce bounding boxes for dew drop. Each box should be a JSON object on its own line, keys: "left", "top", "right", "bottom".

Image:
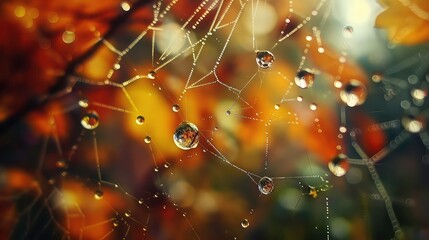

{"left": 78, "top": 99, "right": 89, "bottom": 108}
{"left": 371, "top": 73, "right": 383, "bottom": 83}
{"left": 340, "top": 80, "right": 367, "bottom": 107}
{"left": 226, "top": 110, "right": 231, "bottom": 115}
{"left": 138, "top": 198, "right": 144, "bottom": 205}
{"left": 241, "top": 219, "right": 250, "bottom": 228}
{"left": 172, "top": 104, "right": 180, "bottom": 112}
{"left": 411, "top": 88, "right": 427, "bottom": 100}
{"left": 124, "top": 210, "right": 131, "bottom": 217}
{"left": 81, "top": 110, "right": 100, "bottom": 130}
{"left": 402, "top": 113, "right": 425, "bottom": 133}
{"left": 295, "top": 69, "right": 315, "bottom": 89}
{"left": 339, "top": 126, "right": 347, "bottom": 133}
{"left": 56, "top": 159, "right": 68, "bottom": 169}
{"left": 113, "top": 219, "right": 119, "bottom": 227}
{"left": 113, "top": 63, "right": 121, "bottom": 70}
{"left": 318, "top": 47, "right": 325, "bottom": 53}
{"left": 173, "top": 122, "right": 199, "bottom": 150}
{"left": 310, "top": 103, "right": 317, "bottom": 111}
{"left": 258, "top": 176, "right": 274, "bottom": 195}
{"left": 148, "top": 70, "right": 157, "bottom": 79}
{"left": 297, "top": 96, "right": 303, "bottom": 102}
{"left": 256, "top": 51, "right": 275, "bottom": 69}
{"left": 144, "top": 136, "right": 152, "bottom": 143}
{"left": 274, "top": 104, "right": 280, "bottom": 110}
{"left": 342, "top": 26, "right": 353, "bottom": 38}
{"left": 136, "top": 115, "right": 145, "bottom": 125}
{"left": 62, "top": 30, "right": 75, "bottom": 44}
{"left": 328, "top": 154, "right": 350, "bottom": 177}
{"left": 121, "top": 1, "right": 131, "bottom": 11}
{"left": 94, "top": 190, "right": 104, "bottom": 200}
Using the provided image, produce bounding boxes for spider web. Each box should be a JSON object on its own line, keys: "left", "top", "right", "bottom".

{"left": 1, "top": 0, "right": 429, "bottom": 239}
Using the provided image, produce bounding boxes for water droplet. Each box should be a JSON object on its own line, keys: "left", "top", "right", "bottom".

{"left": 94, "top": 190, "right": 104, "bottom": 200}
{"left": 371, "top": 73, "right": 383, "bottom": 83}
{"left": 121, "top": 1, "right": 131, "bottom": 11}
{"left": 340, "top": 80, "right": 367, "bottom": 107}
{"left": 295, "top": 69, "right": 315, "bottom": 89}
{"left": 258, "top": 176, "right": 274, "bottom": 195}
{"left": 173, "top": 122, "right": 199, "bottom": 150}
{"left": 172, "top": 104, "right": 180, "bottom": 112}
{"left": 136, "top": 115, "right": 145, "bottom": 125}
{"left": 124, "top": 210, "right": 131, "bottom": 217}
{"left": 342, "top": 26, "right": 353, "bottom": 38}
{"left": 411, "top": 88, "right": 427, "bottom": 100}
{"left": 113, "top": 63, "right": 121, "bottom": 70}
{"left": 81, "top": 110, "right": 100, "bottom": 130}
{"left": 241, "top": 219, "right": 250, "bottom": 228}
{"left": 148, "top": 70, "right": 157, "bottom": 79}
{"left": 78, "top": 99, "right": 89, "bottom": 108}
{"left": 318, "top": 47, "right": 325, "bottom": 53}
{"left": 339, "top": 126, "right": 347, "bottom": 133}
{"left": 226, "top": 110, "right": 231, "bottom": 115}
{"left": 56, "top": 159, "right": 68, "bottom": 169}
{"left": 309, "top": 103, "right": 317, "bottom": 111}
{"left": 274, "top": 104, "right": 280, "bottom": 110}
{"left": 297, "top": 96, "right": 303, "bottom": 102}
{"left": 328, "top": 154, "right": 350, "bottom": 177}
{"left": 402, "top": 113, "right": 425, "bottom": 133}
{"left": 256, "top": 51, "right": 275, "bottom": 69}
{"left": 62, "top": 30, "right": 75, "bottom": 44}
{"left": 138, "top": 198, "right": 144, "bottom": 204}
{"left": 113, "top": 219, "right": 119, "bottom": 227}
{"left": 144, "top": 136, "right": 152, "bottom": 143}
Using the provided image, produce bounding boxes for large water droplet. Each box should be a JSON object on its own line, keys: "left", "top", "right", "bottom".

{"left": 256, "top": 51, "right": 275, "bottom": 69}
{"left": 328, "top": 154, "right": 350, "bottom": 177}
{"left": 258, "top": 176, "right": 274, "bottom": 195}
{"left": 340, "top": 80, "right": 367, "bottom": 107}
{"left": 173, "top": 122, "right": 199, "bottom": 150}
{"left": 81, "top": 110, "right": 100, "bottom": 130}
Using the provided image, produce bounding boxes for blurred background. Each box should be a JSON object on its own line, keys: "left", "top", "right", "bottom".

{"left": 1, "top": 0, "right": 429, "bottom": 239}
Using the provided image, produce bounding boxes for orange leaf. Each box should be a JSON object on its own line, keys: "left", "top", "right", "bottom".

{"left": 375, "top": 0, "right": 429, "bottom": 44}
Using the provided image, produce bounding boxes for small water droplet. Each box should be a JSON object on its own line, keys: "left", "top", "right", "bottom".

{"left": 144, "top": 136, "right": 152, "bottom": 143}
{"left": 94, "top": 190, "right": 104, "bottom": 200}
{"left": 241, "top": 219, "right": 250, "bottom": 228}
{"left": 256, "top": 51, "right": 275, "bottom": 69}
{"left": 148, "top": 70, "right": 157, "bottom": 79}
{"left": 172, "top": 104, "right": 180, "bottom": 112}
{"left": 309, "top": 103, "right": 317, "bottom": 111}
{"left": 136, "top": 115, "right": 145, "bottom": 125}
{"left": 78, "top": 99, "right": 89, "bottom": 108}
{"left": 258, "top": 176, "right": 274, "bottom": 195}
{"left": 81, "top": 110, "right": 100, "bottom": 130}
{"left": 124, "top": 210, "right": 131, "bottom": 217}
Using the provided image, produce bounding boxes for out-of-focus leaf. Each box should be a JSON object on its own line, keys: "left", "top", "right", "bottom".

{"left": 375, "top": 0, "right": 429, "bottom": 44}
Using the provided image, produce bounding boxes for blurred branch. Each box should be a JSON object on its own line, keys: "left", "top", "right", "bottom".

{"left": 0, "top": 0, "right": 152, "bottom": 135}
